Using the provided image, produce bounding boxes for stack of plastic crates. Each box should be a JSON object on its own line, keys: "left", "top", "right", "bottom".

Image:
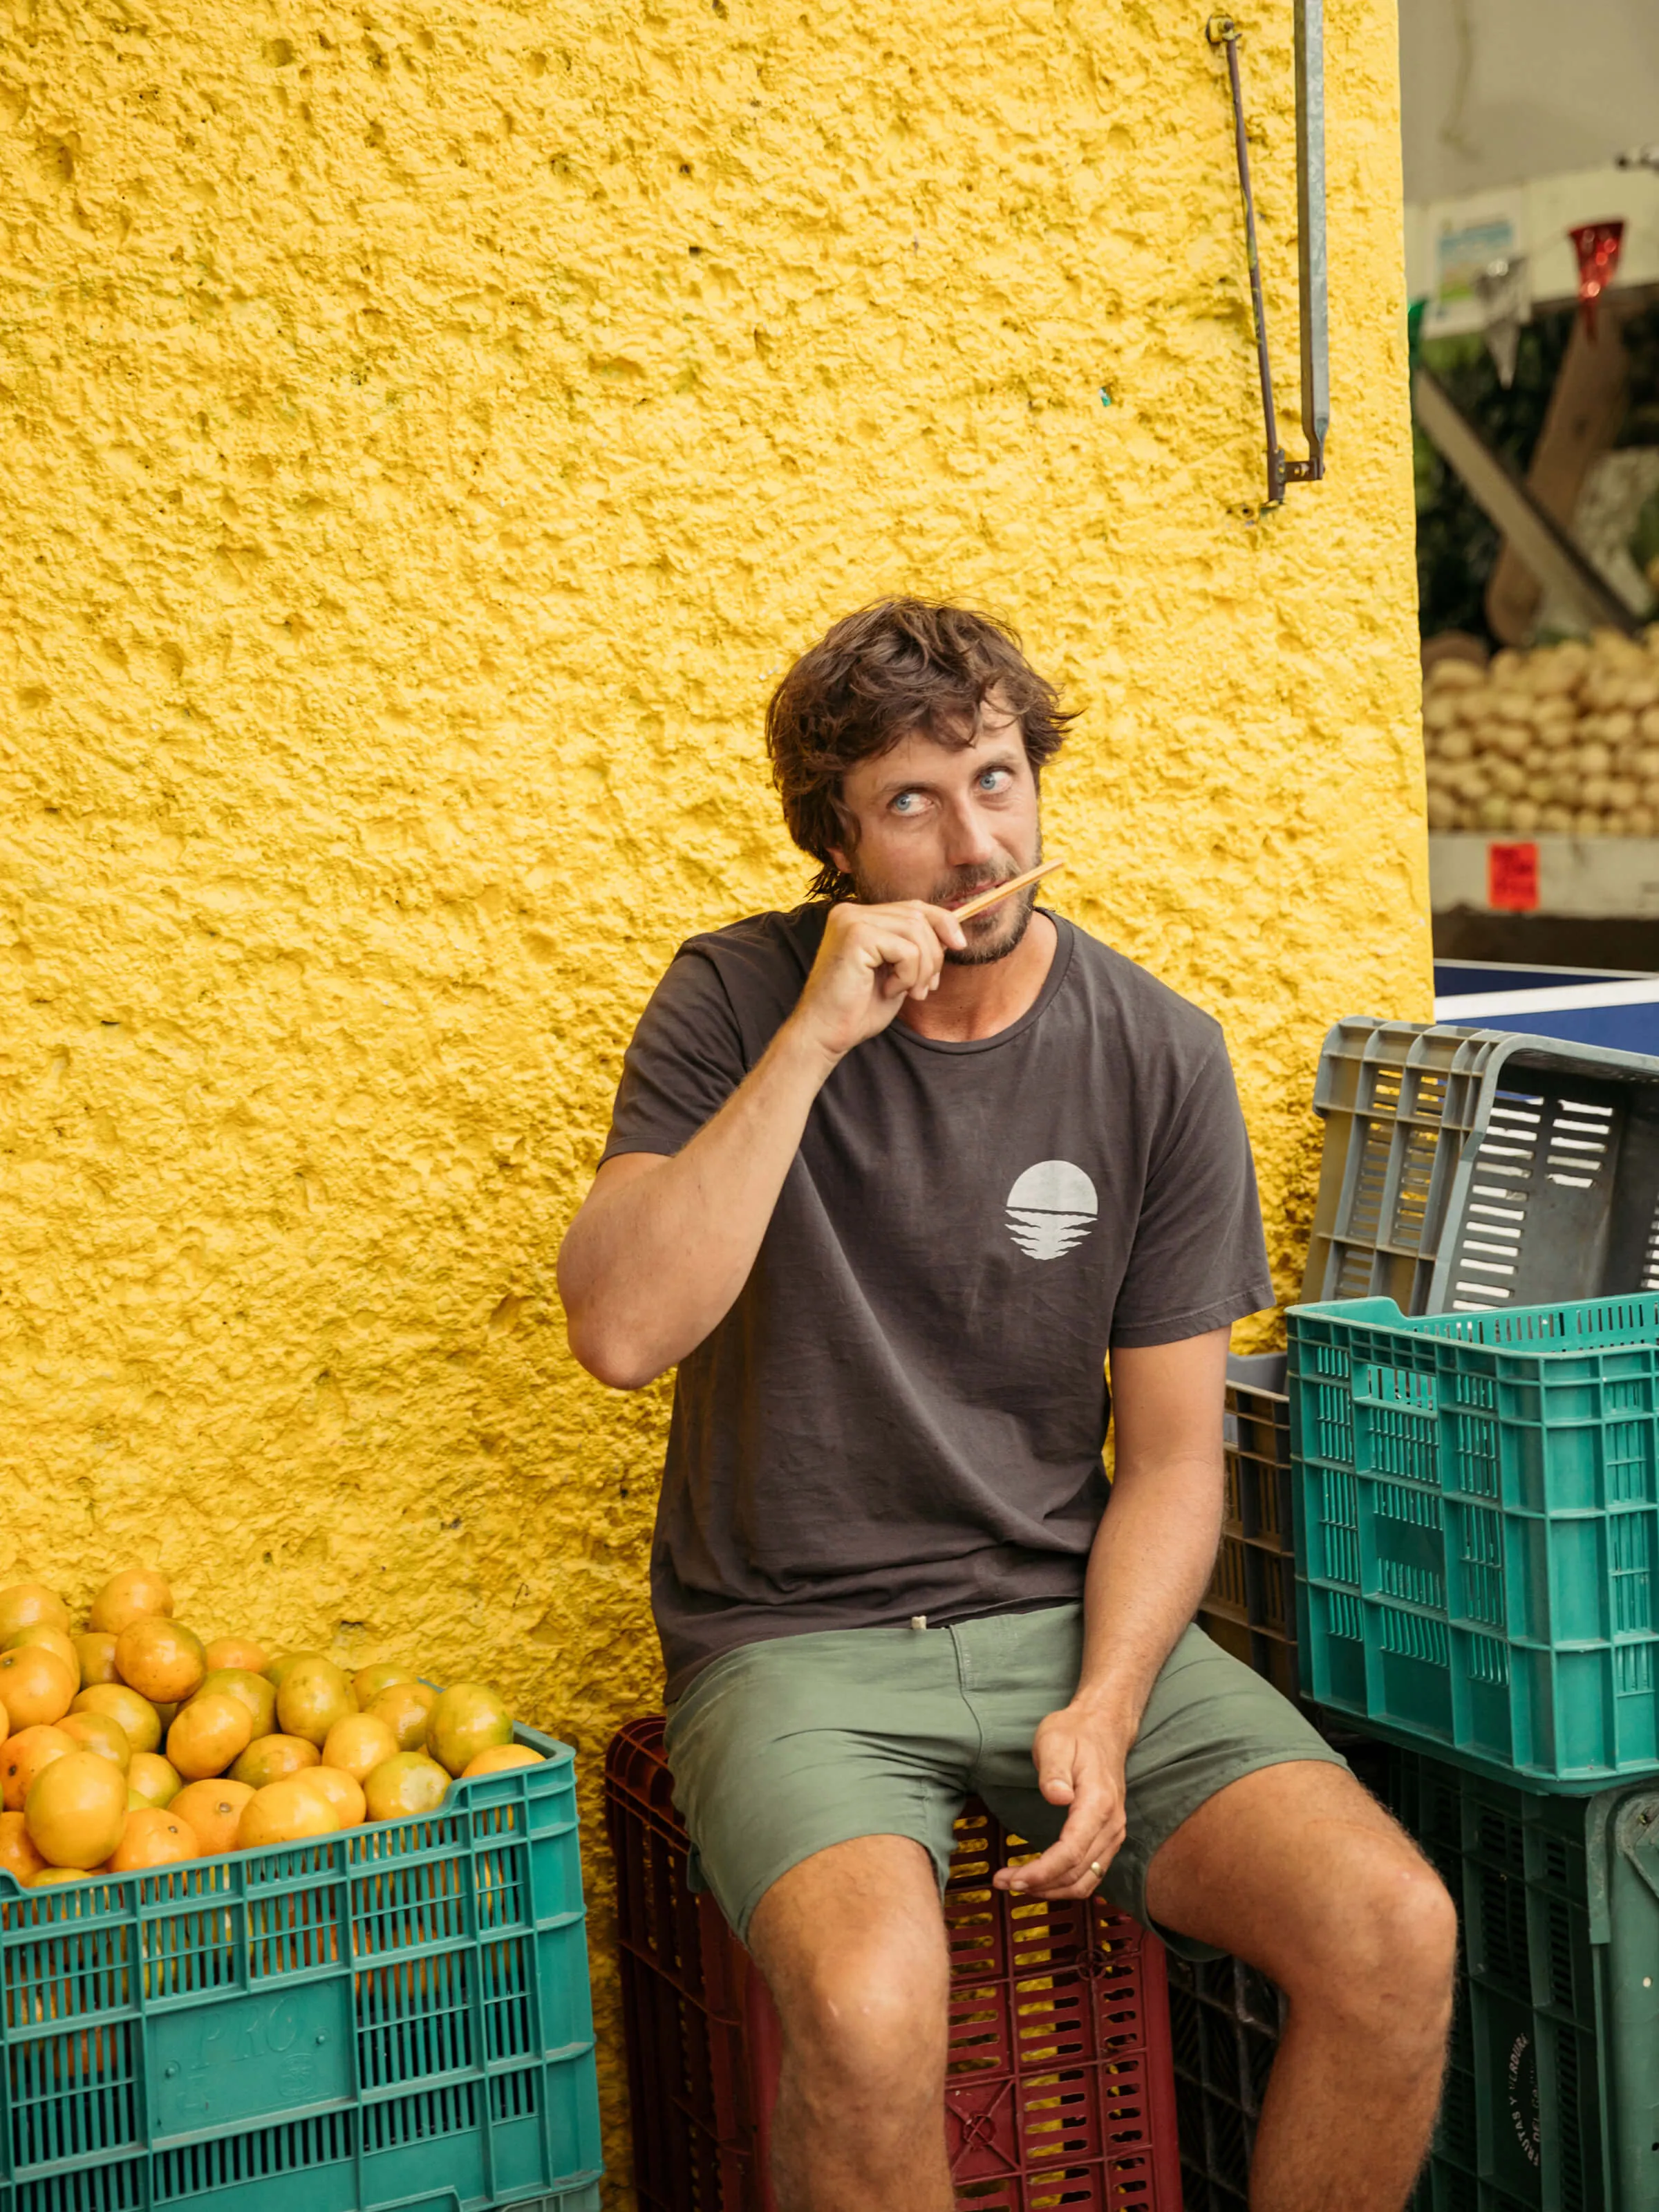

{"left": 1288, "top": 1288, "right": 1659, "bottom": 2206}
{"left": 1175, "top": 1018, "right": 1659, "bottom": 2207}
{"left": 1377, "top": 1741, "right": 1659, "bottom": 2210}
{"left": 1190, "top": 1015, "right": 1659, "bottom": 1712}
{"left": 604, "top": 1716, "right": 1182, "bottom": 2212}
{"left": 0, "top": 1722, "right": 602, "bottom": 2212}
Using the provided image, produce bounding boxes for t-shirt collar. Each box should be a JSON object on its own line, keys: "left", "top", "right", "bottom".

{"left": 885, "top": 913, "right": 1076, "bottom": 1055}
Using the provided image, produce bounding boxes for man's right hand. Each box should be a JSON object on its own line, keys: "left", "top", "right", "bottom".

{"left": 787, "top": 899, "right": 968, "bottom": 1065}
{"left": 561, "top": 897, "right": 964, "bottom": 1387}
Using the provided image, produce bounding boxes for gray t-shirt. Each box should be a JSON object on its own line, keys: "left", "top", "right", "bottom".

{"left": 601, "top": 906, "right": 1273, "bottom": 1696}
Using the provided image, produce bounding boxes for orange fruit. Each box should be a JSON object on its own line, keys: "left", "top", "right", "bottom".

{"left": 320, "top": 1712, "right": 399, "bottom": 1783}
{"left": 264, "top": 1651, "right": 326, "bottom": 1689}
{"left": 460, "top": 1745, "right": 543, "bottom": 1778}
{"left": 194, "top": 1668, "right": 276, "bottom": 1737}
{"left": 88, "top": 1568, "right": 174, "bottom": 1638}
{"left": 25, "top": 1750, "right": 128, "bottom": 1868}
{"left": 171, "top": 1778, "right": 255, "bottom": 1855}
{"left": 238, "top": 1775, "right": 341, "bottom": 1850}
{"left": 0, "top": 1584, "right": 71, "bottom": 1642}
{"left": 127, "top": 1753, "right": 181, "bottom": 1808}
{"left": 2, "top": 1725, "right": 75, "bottom": 1812}
{"left": 0, "top": 1808, "right": 46, "bottom": 1885}
{"left": 428, "top": 1683, "right": 512, "bottom": 1778}
{"left": 106, "top": 1807, "right": 198, "bottom": 1872}
{"left": 73, "top": 1633, "right": 121, "bottom": 1687}
{"left": 59, "top": 1713, "right": 131, "bottom": 1770}
{"left": 363, "top": 1753, "right": 449, "bottom": 1821}
{"left": 368, "top": 1680, "right": 437, "bottom": 1752}
{"left": 231, "top": 1734, "right": 321, "bottom": 1788}
{"left": 353, "top": 1662, "right": 414, "bottom": 1709}
{"left": 0, "top": 1695, "right": 7, "bottom": 1750}
{"left": 203, "top": 1637, "right": 268, "bottom": 1676}
{"left": 29, "top": 1865, "right": 88, "bottom": 1886}
{"left": 73, "top": 1685, "right": 162, "bottom": 1756}
{"left": 276, "top": 1658, "right": 353, "bottom": 1747}
{"left": 3, "top": 1627, "right": 80, "bottom": 1691}
{"left": 303, "top": 1766, "right": 366, "bottom": 1828}
{"left": 167, "top": 1694, "right": 254, "bottom": 1781}
{"left": 115, "top": 1618, "right": 205, "bottom": 1706}
{"left": 0, "top": 1647, "right": 75, "bottom": 1730}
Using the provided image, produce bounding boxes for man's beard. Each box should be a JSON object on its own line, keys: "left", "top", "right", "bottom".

{"left": 850, "top": 850, "right": 1041, "bottom": 966}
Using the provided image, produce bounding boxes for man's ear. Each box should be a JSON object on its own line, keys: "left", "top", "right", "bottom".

{"left": 825, "top": 790, "right": 856, "bottom": 884}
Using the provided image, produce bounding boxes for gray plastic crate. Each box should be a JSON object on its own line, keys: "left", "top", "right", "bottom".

{"left": 1302, "top": 1018, "right": 1659, "bottom": 1318}
{"left": 1302, "top": 1021, "right": 1495, "bottom": 1309}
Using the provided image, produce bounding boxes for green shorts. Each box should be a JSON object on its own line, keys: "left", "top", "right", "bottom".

{"left": 663, "top": 1606, "right": 1345, "bottom": 1957}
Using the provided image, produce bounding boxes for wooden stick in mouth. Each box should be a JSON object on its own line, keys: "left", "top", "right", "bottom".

{"left": 950, "top": 856, "right": 1065, "bottom": 923}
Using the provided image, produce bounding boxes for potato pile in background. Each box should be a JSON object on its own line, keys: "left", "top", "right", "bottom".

{"left": 1423, "top": 625, "right": 1659, "bottom": 836}
{"left": 0, "top": 1571, "right": 541, "bottom": 1886}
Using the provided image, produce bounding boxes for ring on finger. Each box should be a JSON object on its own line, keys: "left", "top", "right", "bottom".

{"left": 1088, "top": 1860, "right": 1103, "bottom": 1880}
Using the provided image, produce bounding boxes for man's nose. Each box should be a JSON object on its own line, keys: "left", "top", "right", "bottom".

{"left": 940, "top": 798, "right": 1000, "bottom": 866}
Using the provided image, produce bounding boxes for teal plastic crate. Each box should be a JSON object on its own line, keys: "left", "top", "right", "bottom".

{"left": 0, "top": 1723, "right": 603, "bottom": 2212}
{"left": 1290, "top": 1293, "right": 1659, "bottom": 1790}
{"left": 1380, "top": 1745, "right": 1659, "bottom": 2212}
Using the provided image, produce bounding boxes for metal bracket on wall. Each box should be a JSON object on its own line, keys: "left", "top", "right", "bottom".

{"left": 1207, "top": 7, "right": 1328, "bottom": 509}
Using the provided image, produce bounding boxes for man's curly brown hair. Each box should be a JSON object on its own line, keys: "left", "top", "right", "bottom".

{"left": 765, "top": 599, "right": 1076, "bottom": 901}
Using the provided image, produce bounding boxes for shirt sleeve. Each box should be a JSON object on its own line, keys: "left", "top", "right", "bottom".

{"left": 599, "top": 948, "right": 751, "bottom": 1163}
{"left": 1109, "top": 1032, "right": 1275, "bottom": 1347}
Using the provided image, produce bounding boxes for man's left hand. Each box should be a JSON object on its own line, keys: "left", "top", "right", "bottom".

{"left": 992, "top": 1703, "right": 1130, "bottom": 1900}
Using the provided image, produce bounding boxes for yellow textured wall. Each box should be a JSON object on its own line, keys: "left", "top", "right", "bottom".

{"left": 0, "top": 0, "right": 1426, "bottom": 2195}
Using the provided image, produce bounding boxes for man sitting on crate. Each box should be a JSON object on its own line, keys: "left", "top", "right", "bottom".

{"left": 559, "top": 601, "right": 1455, "bottom": 2212}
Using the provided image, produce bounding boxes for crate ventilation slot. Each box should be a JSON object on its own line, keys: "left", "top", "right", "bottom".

{"left": 1449, "top": 1092, "right": 1540, "bottom": 1309}
{"left": 1545, "top": 1098, "right": 1615, "bottom": 1189}
{"left": 1390, "top": 1127, "right": 1441, "bottom": 1250}
{"left": 1388, "top": 1071, "right": 1452, "bottom": 1247}
{"left": 1450, "top": 1092, "right": 1619, "bottom": 1312}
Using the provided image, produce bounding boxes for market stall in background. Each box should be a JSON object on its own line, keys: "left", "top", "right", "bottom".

{"left": 1400, "top": 0, "right": 1659, "bottom": 976}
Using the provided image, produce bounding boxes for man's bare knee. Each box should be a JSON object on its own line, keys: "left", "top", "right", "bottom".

{"left": 779, "top": 1940, "right": 949, "bottom": 2111}
{"left": 750, "top": 1837, "right": 950, "bottom": 2114}
{"left": 1282, "top": 1837, "right": 1457, "bottom": 2048}
{"left": 1150, "top": 1764, "right": 1456, "bottom": 2067}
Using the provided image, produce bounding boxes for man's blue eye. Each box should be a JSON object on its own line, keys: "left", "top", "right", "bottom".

{"left": 893, "top": 793, "right": 917, "bottom": 812}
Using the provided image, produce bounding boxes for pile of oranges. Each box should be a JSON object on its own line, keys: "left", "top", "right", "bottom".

{"left": 0, "top": 1570, "right": 538, "bottom": 1885}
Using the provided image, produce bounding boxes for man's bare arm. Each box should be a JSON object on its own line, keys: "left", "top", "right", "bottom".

{"left": 557, "top": 1024, "right": 834, "bottom": 1389}
{"left": 994, "top": 1326, "right": 1230, "bottom": 1897}
{"left": 556, "top": 898, "right": 966, "bottom": 1388}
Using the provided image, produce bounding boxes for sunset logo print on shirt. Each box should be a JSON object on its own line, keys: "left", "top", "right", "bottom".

{"left": 1005, "top": 1160, "right": 1099, "bottom": 1259}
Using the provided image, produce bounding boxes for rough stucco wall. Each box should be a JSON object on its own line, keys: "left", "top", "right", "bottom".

{"left": 0, "top": 0, "right": 1426, "bottom": 2194}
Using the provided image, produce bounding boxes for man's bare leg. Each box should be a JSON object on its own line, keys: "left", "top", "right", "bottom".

{"left": 747, "top": 1834, "right": 954, "bottom": 2212}
{"left": 1146, "top": 1759, "right": 1456, "bottom": 2212}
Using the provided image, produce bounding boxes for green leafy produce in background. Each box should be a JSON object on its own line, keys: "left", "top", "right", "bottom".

{"left": 1416, "top": 303, "right": 1659, "bottom": 647}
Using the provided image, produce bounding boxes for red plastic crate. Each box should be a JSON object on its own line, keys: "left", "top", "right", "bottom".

{"left": 604, "top": 1716, "right": 1182, "bottom": 2212}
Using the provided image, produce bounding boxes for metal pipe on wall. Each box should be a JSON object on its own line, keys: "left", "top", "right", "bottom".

{"left": 1209, "top": 0, "right": 1328, "bottom": 506}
